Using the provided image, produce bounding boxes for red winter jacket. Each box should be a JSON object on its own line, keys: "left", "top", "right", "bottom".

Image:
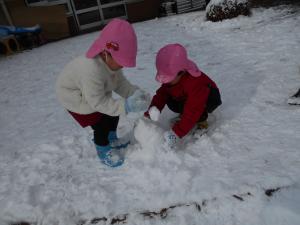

{"left": 147, "top": 72, "right": 218, "bottom": 138}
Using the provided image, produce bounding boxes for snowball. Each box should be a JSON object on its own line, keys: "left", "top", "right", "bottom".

{"left": 149, "top": 106, "right": 160, "bottom": 121}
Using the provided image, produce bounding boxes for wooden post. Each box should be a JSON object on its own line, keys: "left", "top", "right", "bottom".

{"left": 0, "top": 0, "right": 14, "bottom": 26}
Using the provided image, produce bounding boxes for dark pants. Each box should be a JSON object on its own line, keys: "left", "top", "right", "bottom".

{"left": 91, "top": 114, "right": 119, "bottom": 146}
{"left": 167, "top": 86, "right": 222, "bottom": 122}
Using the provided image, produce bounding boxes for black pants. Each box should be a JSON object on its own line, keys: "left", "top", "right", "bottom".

{"left": 91, "top": 114, "right": 119, "bottom": 146}
{"left": 167, "top": 86, "right": 222, "bottom": 122}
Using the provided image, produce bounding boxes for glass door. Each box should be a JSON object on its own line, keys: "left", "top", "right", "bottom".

{"left": 70, "top": 0, "right": 127, "bottom": 31}
{"left": 100, "top": 0, "right": 127, "bottom": 23}
{"left": 70, "top": 0, "right": 101, "bottom": 30}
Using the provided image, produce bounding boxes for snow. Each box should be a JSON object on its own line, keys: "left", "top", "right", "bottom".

{"left": 288, "top": 87, "right": 300, "bottom": 105}
{"left": 148, "top": 106, "right": 160, "bottom": 121}
{"left": 207, "top": 0, "right": 249, "bottom": 12}
{"left": 1, "top": 5, "right": 300, "bottom": 225}
{"left": 288, "top": 96, "right": 300, "bottom": 105}
{"left": 209, "top": 0, "right": 248, "bottom": 5}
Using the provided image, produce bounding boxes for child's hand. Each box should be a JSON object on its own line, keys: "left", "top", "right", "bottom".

{"left": 138, "top": 89, "right": 151, "bottom": 102}
{"left": 125, "top": 89, "right": 150, "bottom": 113}
{"left": 163, "top": 130, "right": 179, "bottom": 149}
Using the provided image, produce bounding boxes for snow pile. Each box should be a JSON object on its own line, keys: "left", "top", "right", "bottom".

{"left": 133, "top": 117, "right": 164, "bottom": 158}
{"left": 206, "top": 0, "right": 250, "bottom": 22}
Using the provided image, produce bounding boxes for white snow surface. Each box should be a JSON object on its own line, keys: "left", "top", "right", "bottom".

{"left": 148, "top": 106, "right": 160, "bottom": 121}
{"left": 1, "top": 5, "right": 300, "bottom": 225}
{"left": 288, "top": 96, "right": 300, "bottom": 105}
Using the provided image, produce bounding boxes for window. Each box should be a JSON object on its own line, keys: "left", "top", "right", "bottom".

{"left": 26, "top": 0, "right": 44, "bottom": 4}
{"left": 102, "top": 5, "right": 126, "bottom": 19}
{"left": 25, "top": 0, "right": 72, "bottom": 15}
{"left": 77, "top": 10, "right": 101, "bottom": 25}
{"left": 72, "top": 0, "right": 97, "bottom": 10}
{"left": 100, "top": 0, "right": 123, "bottom": 5}
{"left": 25, "top": 0, "right": 68, "bottom": 7}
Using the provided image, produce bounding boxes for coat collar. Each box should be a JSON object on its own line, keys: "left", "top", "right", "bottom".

{"left": 96, "top": 56, "right": 121, "bottom": 75}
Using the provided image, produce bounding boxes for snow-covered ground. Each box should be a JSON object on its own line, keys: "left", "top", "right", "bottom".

{"left": 1, "top": 5, "right": 300, "bottom": 225}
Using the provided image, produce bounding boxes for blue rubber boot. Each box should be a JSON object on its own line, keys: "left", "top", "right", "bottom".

{"left": 95, "top": 144, "right": 124, "bottom": 167}
{"left": 108, "top": 131, "right": 130, "bottom": 149}
{"left": 108, "top": 131, "right": 118, "bottom": 143}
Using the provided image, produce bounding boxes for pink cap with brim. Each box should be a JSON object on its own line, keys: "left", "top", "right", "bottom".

{"left": 86, "top": 18, "right": 137, "bottom": 67}
{"left": 155, "top": 44, "right": 202, "bottom": 83}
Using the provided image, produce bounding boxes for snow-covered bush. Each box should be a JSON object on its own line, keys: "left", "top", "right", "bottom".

{"left": 206, "top": 0, "right": 250, "bottom": 22}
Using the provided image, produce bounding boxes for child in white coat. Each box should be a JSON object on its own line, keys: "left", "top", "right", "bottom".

{"left": 56, "top": 19, "right": 149, "bottom": 167}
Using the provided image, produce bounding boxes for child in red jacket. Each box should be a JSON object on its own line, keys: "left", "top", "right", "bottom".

{"left": 145, "top": 43, "right": 222, "bottom": 148}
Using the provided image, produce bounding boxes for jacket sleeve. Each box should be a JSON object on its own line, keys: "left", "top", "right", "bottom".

{"left": 147, "top": 86, "right": 169, "bottom": 113}
{"left": 81, "top": 73, "right": 125, "bottom": 116}
{"left": 172, "top": 84, "right": 210, "bottom": 138}
{"left": 114, "top": 72, "right": 138, "bottom": 98}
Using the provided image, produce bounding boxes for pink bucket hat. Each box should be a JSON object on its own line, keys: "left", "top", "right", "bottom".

{"left": 155, "top": 43, "right": 202, "bottom": 83}
{"left": 86, "top": 18, "right": 137, "bottom": 67}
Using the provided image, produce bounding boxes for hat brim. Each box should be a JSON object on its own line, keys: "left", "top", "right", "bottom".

{"left": 155, "top": 71, "right": 176, "bottom": 84}
{"left": 186, "top": 59, "right": 202, "bottom": 77}
{"left": 86, "top": 38, "right": 103, "bottom": 58}
{"left": 112, "top": 51, "right": 136, "bottom": 67}
{"left": 86, "top": 39, "right": 136, "bottom": 67}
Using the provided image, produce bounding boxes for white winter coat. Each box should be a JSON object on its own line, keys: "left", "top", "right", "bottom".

{"left": 56, "top": 56, "right": 138, "bottom": 116}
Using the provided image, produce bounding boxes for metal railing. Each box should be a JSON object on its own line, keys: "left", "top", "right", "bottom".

{"left": 176, "top": 0, "right": 206, "bottom": 14}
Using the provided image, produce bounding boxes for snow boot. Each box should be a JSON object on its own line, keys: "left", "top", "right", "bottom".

{"left": 108, "top": 131, "right": 118, "bottom": 143}
{"left": 190, "top": 120, "right": 208, "bottom": 137}
{"left": 95, "top": 144, "right": 124, "bottom": 167}
{"left": 108, "top": 131, "right": 130, "bottom": 149}
{"left": 197, "top": 120, "right": 209, "bottom": 130}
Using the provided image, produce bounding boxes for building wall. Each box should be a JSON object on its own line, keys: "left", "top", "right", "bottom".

{"left": 126, "top": 0, "right": 160, "bottom": 23}
{"left": 0, "top": 5, "right": 9, "bottom": 25}
{"left": 250, "top": 0, "right": 299, "bottom": 7}
{"left": 5, "top": 0, "right": 69, "bottom": 40}
{"left": 3, "top": 0, "right": 160, "bottom": 40}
